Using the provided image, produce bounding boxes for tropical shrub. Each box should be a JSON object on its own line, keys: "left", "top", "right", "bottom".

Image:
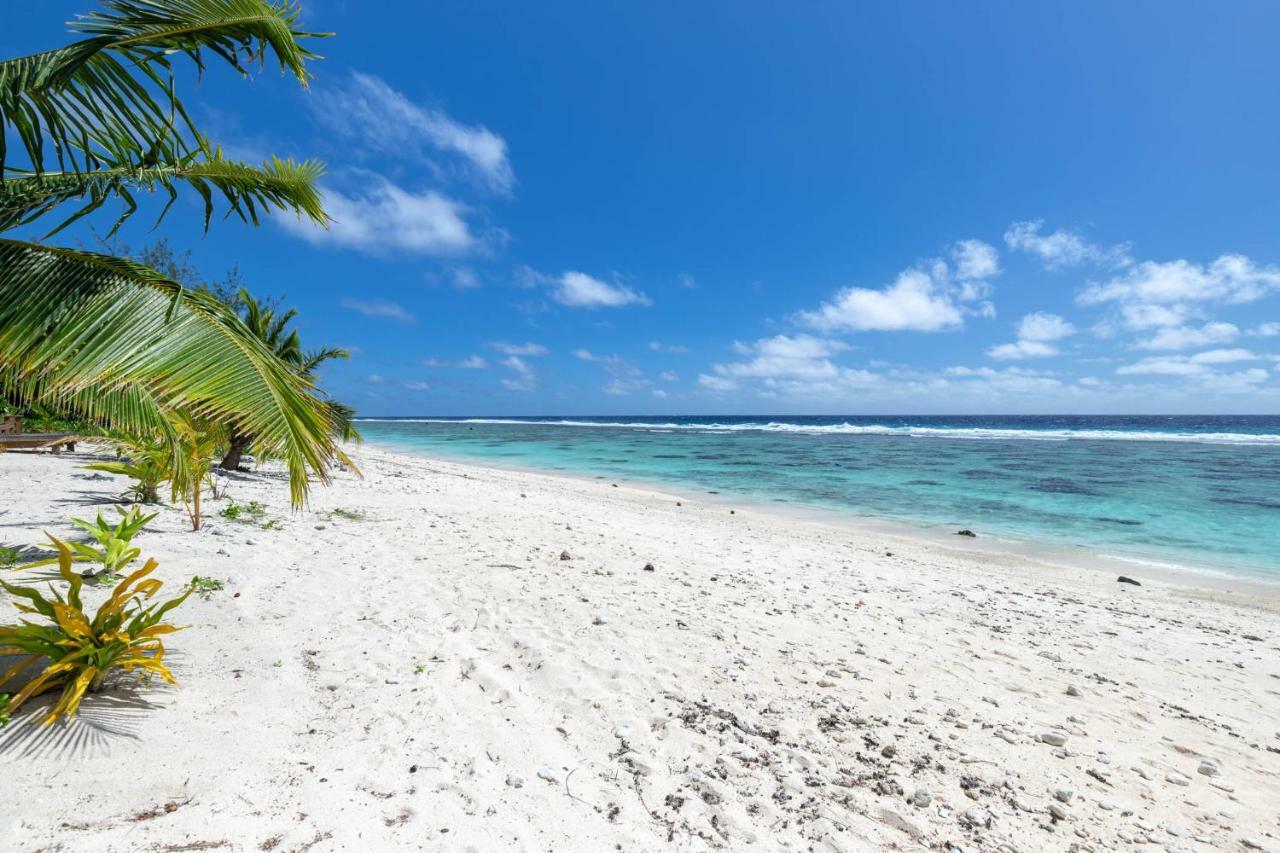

{"left": 83, "top": 435, "right": 173, "bottom": 503}
{"left": 219, "top": 500, "right": 266, "bottom": 523}
{"left": 190, "top": 576, "right": 224, "bottom": 600}
{"left": 17, "top": 507, "right": 156, "bottom": 579}
{"left": 169, "top": 412, "right": 226, "bottom": 531}
{"left": 0, "top": 538, "right": 191, "bottom": 725}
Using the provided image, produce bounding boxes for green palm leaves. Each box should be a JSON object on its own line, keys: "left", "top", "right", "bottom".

{"left": 0, "top": 241, "right": 345, "bottom": 504}
{"left": 0, "top": 1, "right": 346, "bottom": 506}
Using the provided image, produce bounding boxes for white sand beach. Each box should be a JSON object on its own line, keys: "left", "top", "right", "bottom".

{"left": 1, "top": 445, "right": 1278, "bottom": 852}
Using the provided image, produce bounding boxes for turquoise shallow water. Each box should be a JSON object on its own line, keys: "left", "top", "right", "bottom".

{"left": 357, "top": 415, "right": 1280, "bottom": 580}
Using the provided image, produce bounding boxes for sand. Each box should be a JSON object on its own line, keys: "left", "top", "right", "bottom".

{"left": 1, "top": 444, "right": 1277, "bottom": 852}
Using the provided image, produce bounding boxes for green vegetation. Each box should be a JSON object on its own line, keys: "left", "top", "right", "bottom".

{"left": 261, "top": 519, "right": 285, "bottom": 531}
{"left": 0, "top": 0, "right": 352, "bottom": 508}
{"left": 17, "top": 507, "right": 156, "bottom": 579}
{"left": 326, "top": 507, "right": 365, "bottom": 521}
{"left": 190, "top": 576, "right": 225, "bottom": 600}
{"left": 221, "top": 290, "right": 357, "bottom": 471}
{"left": 83, "top": 436, "right": 172, "bottom": 503}
{"left": 0, "top": 537, "right": 191, "bottom": 725}
{"left": 0, "top": 694, "right": 9, "bottom": 726}
{"left": 0, "top": 547, "right": 21, "bottom": 567}
{"left": 220, "top": 500, "right": 267, "bottom": 524}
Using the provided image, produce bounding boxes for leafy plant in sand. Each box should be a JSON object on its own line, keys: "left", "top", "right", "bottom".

{"left": 83, "top": 435, "right": 173, "bottom": 503}
{"left": 0, "top": 537, "right": 191, "bottom": 725}
{"left": 219, "top": 499, "right": 267, "bottom": 523}
{"left": 17, "top": 506, "right": 156, "bottom": 580}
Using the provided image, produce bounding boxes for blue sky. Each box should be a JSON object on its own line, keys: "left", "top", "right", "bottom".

{"left": 7, "top": 1, "right": 1280, "bottom": 414}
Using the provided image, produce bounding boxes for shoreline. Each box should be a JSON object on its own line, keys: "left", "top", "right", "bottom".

{"left": 362, "top": 438, "right": 1280, "bottom": 602}
{"left": 3, "top": 444, "right": 1278, "bottom": 851}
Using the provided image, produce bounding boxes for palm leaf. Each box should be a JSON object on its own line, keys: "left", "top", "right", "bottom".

{"left": 0, "top": 0, "right": 326, "bottom": 177}
{"left": 0, "top": 239, "right": 345, "bottom": 505}
{"left": 0, "top": 149, "right": 329, "bottom": 237}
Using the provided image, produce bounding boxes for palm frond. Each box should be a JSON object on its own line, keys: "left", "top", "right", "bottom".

{"left": 0, "top": 150, "right": 329, "bottom": 236}
{"left": 0, "top": 0, "right": 327, "bottom": 176}
{"left": 0, "top": 239, "right": 345, "bottom": 505}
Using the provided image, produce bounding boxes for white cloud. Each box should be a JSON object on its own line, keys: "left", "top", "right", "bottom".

{"left": 988, "top": 340, "right": 1059, "bottom": 360}
{"left": 341, "top": 297, "right": 414, "bottom": 322}
{"left": 703, "top": 335, "right": 880, "bottom": 399}
{"left": 282, "top": 180, "right": 476, "bottom": 255}
{"left": 660, "top": 370, "right": 679, "bottom": 382}
{"left": 1004, "top": 220, "right": 1127, "bottom": 268}
{"left": 314, "top": 71, "right": 513, "bottom": 193}
{"left": 516, "top": 267, "right": 651, "bottom": 308}
{"left": 799, "top": 269, "right": 964, "bottom": 332}
{"left": 451, "top": 267, "right": 481, "bottom": 290}
{"left": 1134, "top": 322, "right": 1239, "bottom": 351}
{"left": 553, "top": 271, "right": 651, "bottom": 308}
{"left": 423, "top": 355, "right": 487, "bottom": 368}
{"left": 403, "top": 381, "right": 431, "bottom": 391}
{"left": 572, "top": 348, "right": 597, "bottom": 361}
{"left": 500, "top": 355, "right": 537, "bottom": 391}
{"left": 491, "top": 342, "right": 548, "bottom": 356}
{"left": 698, "top": 374, "right": 740, "bottom": 393}
{"left": 987, "top": 312, "right": 1075, "bottom": 360}
{"left": 1252, "top": 322, "right": 1280, "bottom": 337}
{"left": 797, "top": 241, "right": 997, "bottom": 333}
{"left": 649, "top": 340, "right": 690, "bottom": 353}
{"left": 651, "top": 388, "right": 669, "bottom": 399}
{"left": 1119, "top": 303, "right": 1191, "bottom": 330}
{"left": 952, "top": 239, "right": 1001, "bottom": 281}
{"left": 1080, "top": 254, "right": 1280, "bottom": 307}
{"left": 1118, "top": 348, "right": 1264, "bottom": 377}
{"left": 366, "top": 374, "right": 386, "bottom": 384}
{"left": 1018, "top": 312, "right": 1076, "bottom": 342}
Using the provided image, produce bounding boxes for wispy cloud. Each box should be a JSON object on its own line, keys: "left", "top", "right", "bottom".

{"left": 518, "top": 267, "right": 651, "bottom": 308}
{"left": 1004, "top": 220, "right": 1130, "bottom": 269}
{"left": 423, "top": 355, "right": 487, "bottom": 368}
{"left": 313, "top": 71, "right": 514, "bottom": 193}
{"left": 341, "top": 297, "right": 414, "bottom": 322}
{"left": 491, "top": 341, "right": 549, "bottom": 356}
{"left": 281, "top": 180, "right": 477, "bottom": 255}
{"left": 500, "top": 355, "right": 538, "bottom": 391}
{"left": 1134, "top": 322, "right": 1239, "bottom": 351}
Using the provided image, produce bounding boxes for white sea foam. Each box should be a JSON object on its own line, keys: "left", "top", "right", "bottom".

{"left": 355, "top": 418, "right": 1280, "bottom": 446}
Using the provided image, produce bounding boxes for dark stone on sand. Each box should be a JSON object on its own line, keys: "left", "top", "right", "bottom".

{"left": 560, "top": 550, "right": 572, "bottom": 561}
{"left": 1117, "top": 576, "right": 1141, "bottom": 586}
{"left": 643, "top": 562, "right": 655, "bottom": 572}
{"left": 955, "top": 529, "right": 977, "bottom": 538}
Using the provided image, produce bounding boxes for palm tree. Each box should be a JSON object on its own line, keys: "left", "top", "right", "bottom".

{"left": 0, "top": 0, "right": 348, "bottom": 505}
{"left": 219, "top": 287, "right": 352, "bottom": 470}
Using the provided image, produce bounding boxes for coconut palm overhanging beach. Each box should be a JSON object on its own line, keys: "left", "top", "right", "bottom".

{"left": 1, "top": 2, "right": 1279, "bottom": 852}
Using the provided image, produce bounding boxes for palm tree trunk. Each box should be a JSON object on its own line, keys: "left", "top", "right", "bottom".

{"left": 220, "top": 430, "right": 251, "bottom": 470}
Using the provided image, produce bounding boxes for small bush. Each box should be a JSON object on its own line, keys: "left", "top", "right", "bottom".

{"left": 0, "top": 547, "right": 21, "bottom": 567}
{"left": 0, "top": 538, "right": 191, "bottom": 725}
{"left": 260, "top": 519, "right": 283, "bottom": 531}
{"left": 190, "top": 576, "right": 224, "bottom": 599}
{"left": 17, "top": 507, "right": 156, "bottom": 579}
{"left": 326, "top": 507, "right": 364, "bottom": 521}
{"left": 219, "top": 500, "right": 266, "bottom": 523}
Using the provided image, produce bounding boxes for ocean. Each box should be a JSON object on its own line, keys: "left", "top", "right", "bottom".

{"left": 356, "top": 415, "right": 1280, "bottom": 580}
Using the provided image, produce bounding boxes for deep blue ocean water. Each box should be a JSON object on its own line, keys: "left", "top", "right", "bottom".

{"left": 356, "top": 415, "right": 1280, "bottom": 579}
